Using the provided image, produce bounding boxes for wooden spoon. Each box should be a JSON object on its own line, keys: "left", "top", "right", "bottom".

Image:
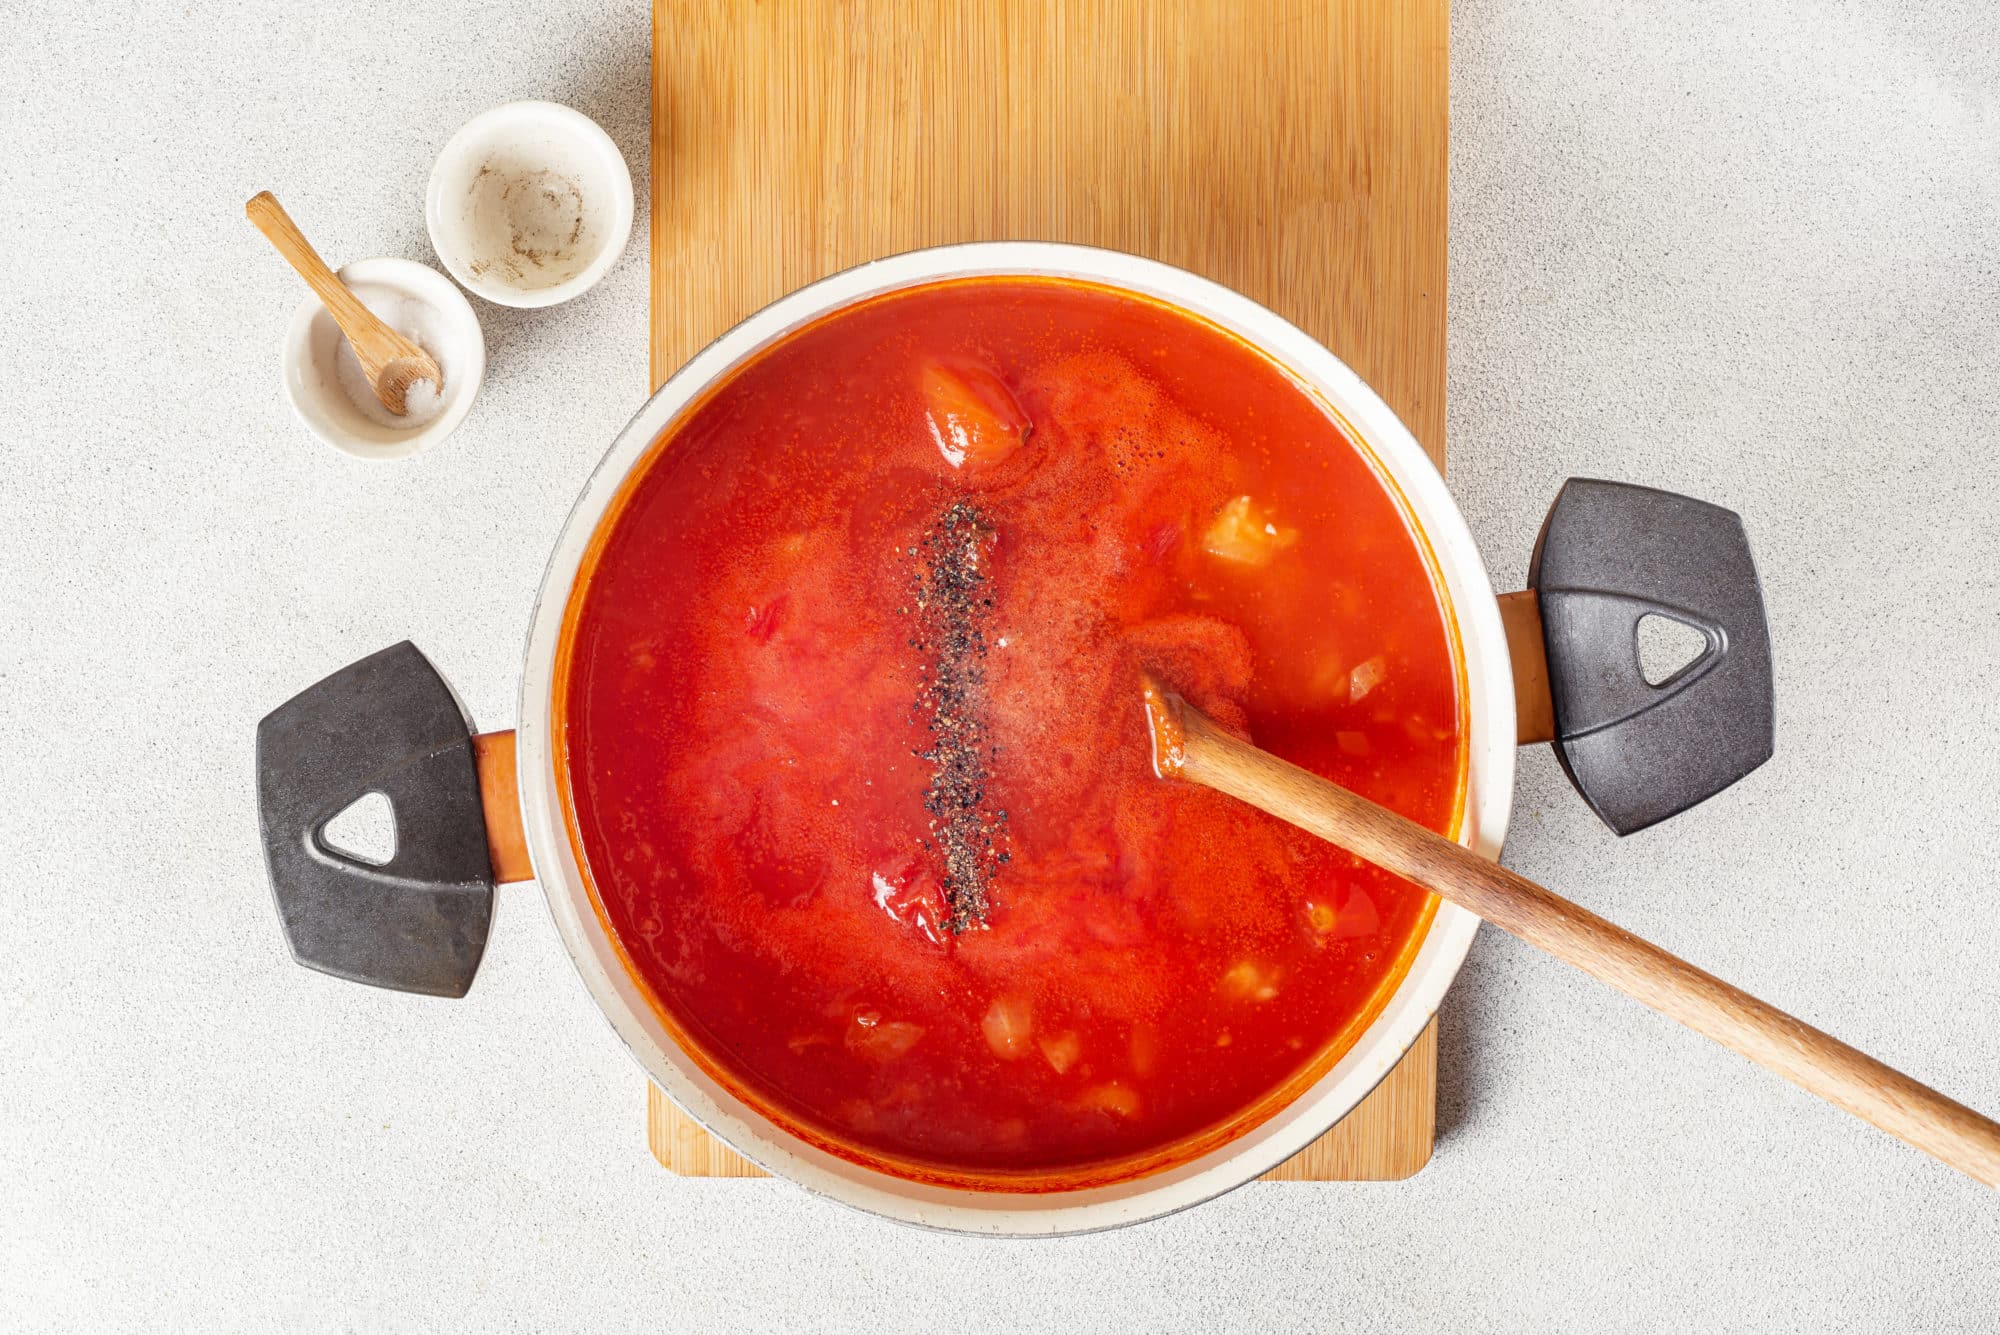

{"left": 1140, "top": 677, "right": 2000, "bottom": 1188}
{"left": 245, "top": 191, "right": 442, "bottom": 415}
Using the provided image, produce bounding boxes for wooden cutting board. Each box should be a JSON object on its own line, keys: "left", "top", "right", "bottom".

{"left": 645, "top": 0, "right": 1449, "bottom": 1182}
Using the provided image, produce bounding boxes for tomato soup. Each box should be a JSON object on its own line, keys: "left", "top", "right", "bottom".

{"left": 558, "top": 278, "right": 1464, "bottom": 1185}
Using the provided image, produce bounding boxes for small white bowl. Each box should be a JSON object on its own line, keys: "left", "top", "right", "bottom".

{"left": 426, "top": 101, "right": 635, "bottom": 308}
{"left": 282, "top": 257, "right": 486, "bottom": 460}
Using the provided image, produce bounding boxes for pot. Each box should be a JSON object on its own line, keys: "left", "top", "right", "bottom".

{"left": 255, "top": 243, "right": 1773, "bottom": 1234}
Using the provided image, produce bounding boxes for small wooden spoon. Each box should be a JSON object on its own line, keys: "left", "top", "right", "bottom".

{"left": 245, "top": 191, "right": 442, "bottom": 415}
{"left": 1140, "top": 677, "right": 2000, "bottom": 1188}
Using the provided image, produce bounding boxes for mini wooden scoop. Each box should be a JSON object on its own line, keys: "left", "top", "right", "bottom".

{"left": 245, "top": 191, "right": 441, "bottom": 415}
{"left": 1140, "top": 677, "right": 2000, "bottom": 1188}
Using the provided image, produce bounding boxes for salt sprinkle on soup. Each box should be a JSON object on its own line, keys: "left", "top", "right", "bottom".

{"left": 558, "top": 278, "right": 1464, "bottom": 1186}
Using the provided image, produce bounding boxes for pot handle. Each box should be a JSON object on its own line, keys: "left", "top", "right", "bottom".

{"left": 255, "top": 641, "right": 532, "bottom": 998}
{"left": 1500, "top": 479, "right": 1775, "bottom": 835}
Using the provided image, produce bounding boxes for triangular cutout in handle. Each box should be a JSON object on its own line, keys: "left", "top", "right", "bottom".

{"left": 1529, "top": 480, "right": 1775, "bottom": 835}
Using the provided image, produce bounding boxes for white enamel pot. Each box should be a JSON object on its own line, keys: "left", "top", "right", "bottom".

{"left": 255, "top": 243, "right": 1774, "bottom": 1236}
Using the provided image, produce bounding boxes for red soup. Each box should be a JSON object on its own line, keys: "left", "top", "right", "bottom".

{"left": 558, "top": 277, "right": 1465, "bottom": 1187}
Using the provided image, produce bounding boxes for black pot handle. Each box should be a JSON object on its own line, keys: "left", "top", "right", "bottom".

{"left": 255, "top": 641, "right": 498, "bottom": 997}
{"left": 1517, "top": 478, "right": 1776, "bottom": 835}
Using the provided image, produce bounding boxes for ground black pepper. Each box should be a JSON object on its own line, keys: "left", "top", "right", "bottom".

{"left": 905, "top": 499, "right": 1010, "bottom": 932}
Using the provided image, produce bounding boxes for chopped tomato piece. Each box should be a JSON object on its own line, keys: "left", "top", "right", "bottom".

{"left": 1200, "top": 495, "right": 1299, "bottom": 567}
{"left": 1128, "top": 1025, "right": 1159, "bottom": 1076}
{"left": 1039, "top": 1030, "right": 1081, "bottom": 1075}
{"left": 982, "top": 996, "right": 1034, "bottom": 1059}
{"left": 921, "top": 358, "right": 1033, "bottom": 469}
{"left": 845, "top": 1009, "right": 925, "bottom": 1060}
{"left": 1078, "top": 1082, "right": 1141, "bottom": 1118}
{"left": 1220, "top": 960, "right": 1280, "bottom": 1001}
{"left": 1348, "top": 655, "right": 1386, "bottom": 703}
{"left": 744, "top": 596, "right": 787, "bottom": 643}
{"left": 1333, "top": 889, "right": 1382, "bottom": 940}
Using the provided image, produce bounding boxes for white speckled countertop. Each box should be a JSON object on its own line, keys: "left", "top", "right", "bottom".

{"left": 3, "top": 1, "right": 1996, "bottom": 1330}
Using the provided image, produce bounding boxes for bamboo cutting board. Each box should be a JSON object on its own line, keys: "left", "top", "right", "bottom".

{"left": 646, "top": 0, "right": 1449, "bottom": 1182}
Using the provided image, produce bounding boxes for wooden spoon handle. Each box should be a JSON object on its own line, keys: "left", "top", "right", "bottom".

{"left": 1171, "top": 700, "right": 2000, "bottom": 1188}
{"left": 244, "top": 191, "right": 386, "bottom": 345}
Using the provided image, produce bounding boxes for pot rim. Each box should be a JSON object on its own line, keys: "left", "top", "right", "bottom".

{"left": 515, "top": 242, "right": 1513, "bottom": 1234}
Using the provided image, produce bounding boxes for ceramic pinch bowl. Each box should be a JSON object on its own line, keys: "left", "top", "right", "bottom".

{"left": 426, "top": 101, "right": 635, "bottom": 308}
{"left": 282, "top": 257, "right": 486, "bottom": 460}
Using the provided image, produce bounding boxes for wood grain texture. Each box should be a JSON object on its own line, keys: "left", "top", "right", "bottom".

{"left": 1497, "top": 590, "right": 1555, "bottom": 745}
{"left": 646, "top": 1087, "right": 773, "bottom": 1179}
{"left": 1167, "top": 690, "right": 2000, "bottom": 1189}
{"left": 651, "top": 0, "right": 1447, "bottom": 465}
{"left": 470, "top": 731, "right": 533, "bottom": 884}
{"left": 647, "top": 0, "right": 1448, "bottom": 1182}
